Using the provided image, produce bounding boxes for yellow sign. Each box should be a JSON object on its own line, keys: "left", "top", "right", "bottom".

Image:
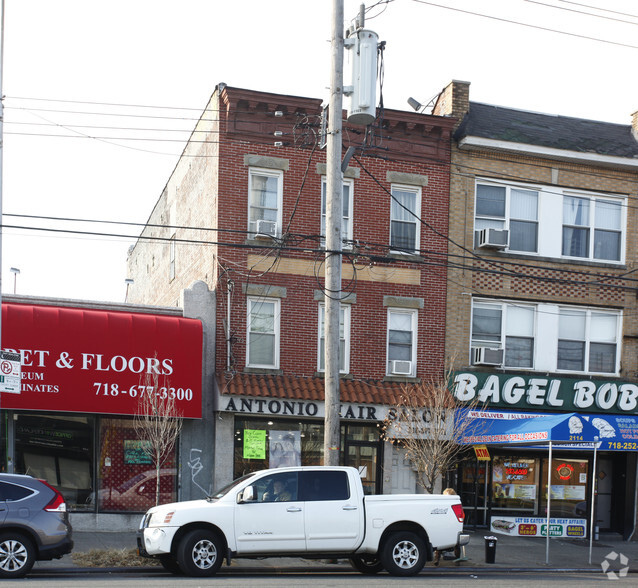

{"left": 474, "top": 445, "right": 491, "bottom": 461}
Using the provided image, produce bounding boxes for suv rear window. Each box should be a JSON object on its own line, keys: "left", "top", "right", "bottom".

{"left": 0, "top": 481, "right": 36, "bottom": 501}
{"left": 300, "top": 471, "right": 350, "bottom": 501}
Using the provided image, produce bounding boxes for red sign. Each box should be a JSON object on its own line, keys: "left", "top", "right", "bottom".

{"left": 1, "top": 303, "right": 202, "bottom": 418}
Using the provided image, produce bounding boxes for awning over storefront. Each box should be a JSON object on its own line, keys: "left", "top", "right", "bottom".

{"left": 1, "top": 302, "right": 203, "bottom": 418}
{"left": 457, "top": 409, "right": 638, "bottom": 451}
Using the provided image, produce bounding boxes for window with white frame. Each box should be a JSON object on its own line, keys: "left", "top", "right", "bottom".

{"left": 317, "top": 304, "right": 350, "bottom": 373}
{"left": 471, "top": 301, "right": 535, "bottom": 368}
{"left": 474, "top": 180, "right": 626, "bottom": 263}
{"left": 390, "top": 184, "right": 421, "bottom": 254}
{"left": 321, "top": 177, "right": 353, "bottom": 248}
{"left": 386, "top": 309, "right": 417, "bottom": 376}
{"left": 471, "top": 299, "right": 621, "bottom": 375}
{"left": 248, "top": 168, "right": 283, "bottom": 237}
{"left": 557, "top": 308, "right": 618, "bottom": 373}
{"left": 247, "top": 298, "right": 280, "bottom": 369}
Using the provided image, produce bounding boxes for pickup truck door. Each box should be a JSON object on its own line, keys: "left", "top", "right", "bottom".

{"left": 300, "top": 470, "right": 363, "bottom": 552}
{"left": 234, "top": 472, "right": 305, "bottom": 554}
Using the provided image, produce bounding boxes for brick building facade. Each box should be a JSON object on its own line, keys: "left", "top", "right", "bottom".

{"left": 126, "top": 85, "right": 456, "bottom": 494}
{"left": 434, "top": 81, "right": 638, "bottom": 538}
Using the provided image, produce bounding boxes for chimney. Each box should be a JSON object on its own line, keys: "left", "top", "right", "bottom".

{"left": 432, "top": 80, "right": 470, "bottom": 124}
{"left": 632, "top": 111, "right": 638, "bottom": 142}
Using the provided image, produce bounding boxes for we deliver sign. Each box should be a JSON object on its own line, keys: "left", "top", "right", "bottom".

{"left": 1, "top": 303, "right": 202, "bottom": 418}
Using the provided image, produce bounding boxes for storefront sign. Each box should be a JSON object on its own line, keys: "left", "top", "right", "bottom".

{"left": 491, "top": 516, "right": 587, "bottom": 538}
{"left": 473, "top": 445, "right": 490, "bottom": 461}
{"left": 221, "top": 395, "right": 384, "bottom": 421}
{"left": 1, "top": 303, "right": 203, "bottom": 418}
{"left": 453, "top": 372, "right": 638, "bottom": 415}
{"left": 243, "top": 429, "right": 267, "bottom": 459}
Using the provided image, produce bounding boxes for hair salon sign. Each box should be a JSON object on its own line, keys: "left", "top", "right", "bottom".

{"left": 453, "top": 372, "right": 638, "bottom": 415}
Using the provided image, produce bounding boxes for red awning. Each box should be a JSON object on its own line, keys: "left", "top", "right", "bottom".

{"left": 1, "top": 303, "right": 202, "bottom": 418}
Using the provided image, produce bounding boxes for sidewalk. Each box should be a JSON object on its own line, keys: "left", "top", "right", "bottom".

{"left": 34, "top": 528, "right": 638, "bottom": 574}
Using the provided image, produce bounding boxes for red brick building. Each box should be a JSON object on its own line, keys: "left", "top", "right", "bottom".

{"left": 126, "top": 85, "right": 455, "bottom": 493}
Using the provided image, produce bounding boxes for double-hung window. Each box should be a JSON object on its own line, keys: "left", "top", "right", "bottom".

{"left": 321, "top": 178, "right": 353, "bottom": 248}
{"left": 247, "top": 298, "right": 280, "bottom": 369}
{"left": 317, "top": 304, "right": 350, "bottom": 373}
{"left": 562, "top": 195, "right": 622, "bottom": 261}
{"left": 390, "top": 185, "right": 421, "bottom": 254}
{"left": 248, "top": 168, "right": 283, "bottom": 237}
{"left": 471, "top": 301, "right": 535, "bottom": 368}
{"left": 386, "top": 309, "right": 417, "bottom": 376}
{"left": 557, "top": 309, "right": 618, "bottom": 374}
{"left": 475, "top": 183, "right": 538, "bottom": 253}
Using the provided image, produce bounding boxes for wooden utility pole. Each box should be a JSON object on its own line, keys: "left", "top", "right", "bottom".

{"left": 323, "top": 0, "right": 344, "bottom": 466}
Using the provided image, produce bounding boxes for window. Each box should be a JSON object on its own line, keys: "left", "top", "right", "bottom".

{"left": 247, "top": 298, "right": 280, "bottom": 368}
{"left": 300, "top": 470, "right": 350, "bottom": 501}
{"left": 390, "top": 185, "right": 421, "bottom": 254}
{"left": 317, "top": 304, "right": 350, "bottom": 373}
{"left": 386, "top": 309, "right": 417, "bottom": 376}
{"left": 248, "top": 168, "right": 283, "bottom": 237}
{"left": 475, "top": 183, "right": 538, "bottom": 253}
{"left": 557, "top": 309, "right": 618, "bottom": 374}
{"left": 321, "top": 178, "right": 353, "bottom": 247}
{"left": 0, "top": 482, "right": 35, "bottom": 502}
{"left": 471, "top": 299, "right": 621, "bottom": 375}
{"left": 563, "top": 196, "right": 622, "bottom": 261}
{"left": 471, "top": 302, "right": 535, "bottom": 368}
{"left": 475, "top": 180, "right": 625, "bottom": 262}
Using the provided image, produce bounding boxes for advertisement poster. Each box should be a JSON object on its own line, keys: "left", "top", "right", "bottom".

{"left": 490, "top": 516, "right": 587, "bottom": 538}
{"left": 243, "top": 429, "right": 267, "bottom": 459}
{"left": 269, "top": 430, "right": 301, "bottom": 468}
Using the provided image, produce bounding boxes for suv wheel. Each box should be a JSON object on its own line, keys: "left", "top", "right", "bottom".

{"left": 0, "top": 533, "right": 36, "bottom": 578}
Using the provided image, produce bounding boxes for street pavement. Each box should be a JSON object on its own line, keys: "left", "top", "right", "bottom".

{"left": 33, "top": 528, "right": 638, "bottom": 575}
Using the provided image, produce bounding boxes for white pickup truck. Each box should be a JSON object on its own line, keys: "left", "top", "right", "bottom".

{"left": 137, "top": 466, "right": 469, "bottom": 577}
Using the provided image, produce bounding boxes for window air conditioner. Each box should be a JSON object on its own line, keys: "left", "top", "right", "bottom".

{"left": 477, "top": 228, "right": 508, "bottom": 249}
{"left": 390, "top": 360, "right": 412, "bottom": 375}
{"left": 255, "top": 219, "right": 277, "bottom": 238}
{"left": 471, "top": 347, "right": 504, "bottom": 366}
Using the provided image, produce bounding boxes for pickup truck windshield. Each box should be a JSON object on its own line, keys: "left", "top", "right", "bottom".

{"left": 210, "top": 473, "right": 255, "bottom": 500}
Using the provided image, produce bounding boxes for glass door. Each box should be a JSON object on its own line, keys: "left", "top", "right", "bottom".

{"left": 341, "top": 424, "right": 382, "bottom": 494}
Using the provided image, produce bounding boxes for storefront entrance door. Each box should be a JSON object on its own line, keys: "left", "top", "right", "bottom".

{"left": 345, "top": 444, "right": 379, "bottom": 494}
{"left": 597, "top": 458, "right": 613, "bottom": 530}
{"left": 459, "top": 458, "right": 489, "bottom": 527}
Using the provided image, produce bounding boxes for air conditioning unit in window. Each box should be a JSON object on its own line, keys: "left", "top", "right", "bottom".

{"left": 390, "top": 360, "right": 412, "bottom": 375}
{"left": 472, "top": 347, "right": 504, "bottom": 366}
{"left": 477, "top": 228, "right": 508, "bottom": 249}
{"left": 255, "top": 219, "right": 277, "bottom": 239}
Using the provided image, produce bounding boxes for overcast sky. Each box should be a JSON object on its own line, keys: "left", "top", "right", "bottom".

{"left": 2, "top": 0, "right": 637, "bottom": 303}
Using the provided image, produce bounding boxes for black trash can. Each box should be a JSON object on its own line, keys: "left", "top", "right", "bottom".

{"left": 484, "top": 535, "right": 498, "bottom": 563}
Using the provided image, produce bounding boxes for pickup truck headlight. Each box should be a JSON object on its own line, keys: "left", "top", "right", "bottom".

{"left": 148, "top": 510, "right": 175, "bottom": 527}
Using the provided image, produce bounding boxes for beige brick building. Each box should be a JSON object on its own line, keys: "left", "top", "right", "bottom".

{"left": 434, "top": 81, "right": 638, "bottom": 538}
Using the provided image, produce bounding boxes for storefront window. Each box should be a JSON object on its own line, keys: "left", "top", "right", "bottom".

{"left": 541, "top": 457, "right": 588, "bottom": 519}
{"left": 98, "top": 418, "right": 177, "bottom": 512}
{"left": 492, "top": 456, "right": 539, "bottom": 515}
{"left": 234, "top": 418, "right": 324, "bottom": 477}
{"left": 14, "top": 413, "right": 94, "bottom": 511}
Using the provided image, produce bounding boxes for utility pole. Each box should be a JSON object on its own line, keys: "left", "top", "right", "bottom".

{"left": 323, "top": 0, "right": 345, "bottom": 466}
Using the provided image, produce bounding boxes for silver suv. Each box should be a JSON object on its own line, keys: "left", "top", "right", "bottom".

{"left": 0, "top": 473, "right": 73, "bottom": 578}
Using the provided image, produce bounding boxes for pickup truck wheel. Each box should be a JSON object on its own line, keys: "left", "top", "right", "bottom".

{"left": 0, "top": 533, "right": 36, "bottom": 579}
{"left": 381, "top": 532, "right": 426, "bottom": 577}
{"left": 176, "top": 530, "right": 223, "bottom": 577}
{"left": 349, "top": 555, "right": 384, "bottom": 574}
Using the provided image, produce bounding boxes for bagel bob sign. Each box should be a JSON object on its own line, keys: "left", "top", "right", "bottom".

{"left": 1, "top": 303, "right": 203, "bottom": 418}
{"left": 453, "top": 371, "right": 638, "bottom": 415}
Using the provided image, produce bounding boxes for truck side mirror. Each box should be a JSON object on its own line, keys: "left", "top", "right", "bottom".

{"left": 238, "top": 485, "right": 255, "bottom": 503}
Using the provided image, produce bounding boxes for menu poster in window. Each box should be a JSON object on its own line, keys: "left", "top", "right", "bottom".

{"left": 269, "top": 430, "right": 301, "bottom": 468}
{"left": 243, "top": 429, "right": 267, "bottom": 460}
{"left": 123, "top": 440, "right": 153, "bottom": 465}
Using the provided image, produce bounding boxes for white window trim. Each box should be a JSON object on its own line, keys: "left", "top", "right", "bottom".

{"left": 474, "top": 178, "right": 627, "bottom": 264}
{"left": 247, "top": 167, "right": 283, "bottom": 237}
{"left": 317, "top": 303, "right": 351, "bottom": 374}
{"left": 390, "top": 183, "right": 421, "bottom": 255}
{"left": 321, "top": 176, "right": 354, "bottom": 248}
{"left": 386, "top": 308, "right": 417, "bottom": 377}
{"left": 246, "top": 297, "right": 280, "bottom": 369}
{"left": 471, "top": 298, "right": 622, "bottom": 376}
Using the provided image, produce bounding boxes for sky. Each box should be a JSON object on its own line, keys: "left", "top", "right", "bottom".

{"left": 2, "top": 0, "right": 637, "bottom": 303}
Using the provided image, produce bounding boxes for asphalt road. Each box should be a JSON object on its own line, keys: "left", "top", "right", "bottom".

{"left": 3, "top": 569, "right": 635, "bottom": 588}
